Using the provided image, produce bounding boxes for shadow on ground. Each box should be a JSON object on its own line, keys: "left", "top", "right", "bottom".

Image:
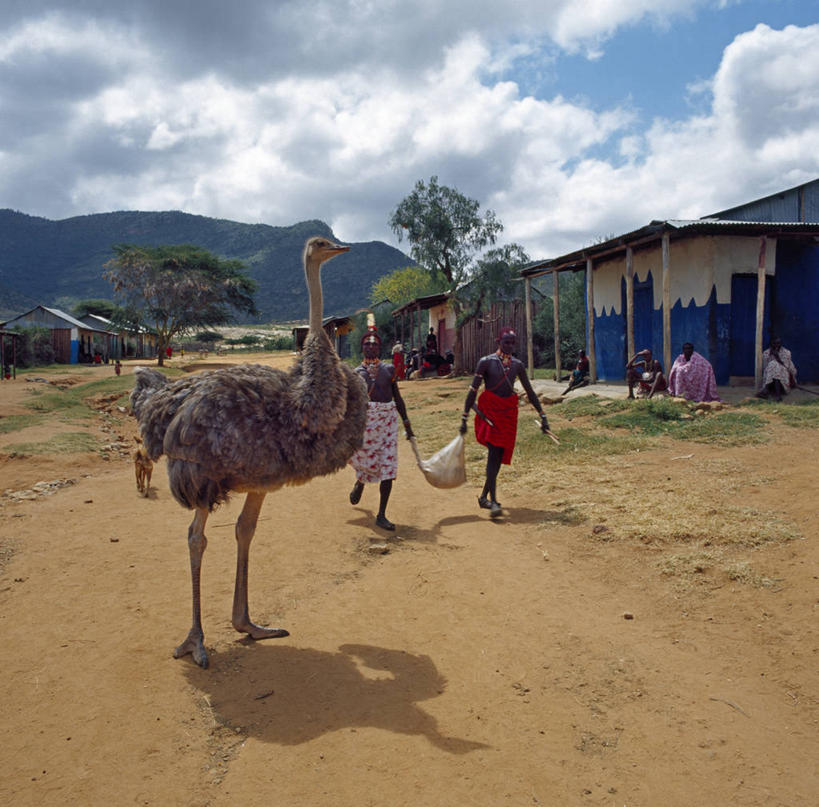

{"left": 185, "top": 642, "right": 489, "bottom": 753}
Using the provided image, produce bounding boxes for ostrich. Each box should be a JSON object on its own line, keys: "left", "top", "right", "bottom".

{"left": 130, "top": 236, "right": 368, "bottom": 668}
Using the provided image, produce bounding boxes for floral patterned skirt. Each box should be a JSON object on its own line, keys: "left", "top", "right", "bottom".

{"left": 350, "top": 401, "right": 399, "bottom": 483}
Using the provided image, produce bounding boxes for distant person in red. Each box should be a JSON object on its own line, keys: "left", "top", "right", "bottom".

{"left": 114, "top": 360, "right": 122, "bottom": 376}
{"left": 93, "top": 351, "right": 102, "bottom": 364}
{"left": 391, "top": 341, "right": 405, "bottom": 381}
{"left": 460, "top": 327, "right": 550, "bottom": 518}
{"left": 166, "top": 345, "right": 172, "bottom": 360}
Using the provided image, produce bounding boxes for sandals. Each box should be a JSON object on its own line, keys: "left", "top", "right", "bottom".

{"left": 349, "top": 481, "right": 364, "bottom": 505}
{"left": 478, "top": 496, "right": 503, "bottom": 518}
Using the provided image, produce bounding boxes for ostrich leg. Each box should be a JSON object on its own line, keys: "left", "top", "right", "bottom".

{"left": 174, "top": 507, "right": 211, "bottom": 668}
{"left": 232, "top": 492, "right": 290, "bottom": 640}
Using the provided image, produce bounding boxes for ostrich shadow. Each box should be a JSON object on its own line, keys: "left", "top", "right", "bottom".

{"left": 185, "top": 642, "right": 488, "bottom": 754}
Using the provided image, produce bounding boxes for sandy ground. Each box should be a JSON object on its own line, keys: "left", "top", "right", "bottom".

{"left": 1, "top": 357, "right": 817, "bottom": 807}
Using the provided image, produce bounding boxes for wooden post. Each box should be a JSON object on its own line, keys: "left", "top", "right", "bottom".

{"left": 625, "top": 246, "right": 634, "bottom": 359}
{"left": 585, "top": 257, "right": 597, "bottom": 382}
{"left": 524, "top": 276, "right": 534, "bottom": 376}
{"left": 553, "top": 270, "right": 561, "bottom": 381}
{"left": 662, "top": 233, "right": 671, "bottom": 377}
{"left": 754, "top": 236, "right": 767, "bottom": 390}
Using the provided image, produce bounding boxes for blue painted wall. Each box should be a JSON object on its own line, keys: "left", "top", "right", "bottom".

{"left": 592, "top": 288, "right": 626, "bottom": 380}
{"left": 589, "top": 236, "right": 819, "bottom": 385}
{"left": 772, "top": 241, "right": 819, "bottom": 382}
{"left": 729, "top": 276, "right": 770, "bottom": 377}
{"left": 668, "top": 288, "right": 731, "bottom": 384}
{"left": 592, "top": 271, "right": 727, "bottom": 382}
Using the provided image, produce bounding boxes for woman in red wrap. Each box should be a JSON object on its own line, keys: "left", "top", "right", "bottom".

{"left": 460, "top": 327, "right": 550, "bottom": 518}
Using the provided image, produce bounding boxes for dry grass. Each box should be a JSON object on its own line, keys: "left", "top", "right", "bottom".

{"left": 401, "top": 378, "right": 802, "bottom": 590}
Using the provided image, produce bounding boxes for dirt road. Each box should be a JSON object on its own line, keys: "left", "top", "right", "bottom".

{"left": 1, "top": 358, "right": 817, "bottom": 806}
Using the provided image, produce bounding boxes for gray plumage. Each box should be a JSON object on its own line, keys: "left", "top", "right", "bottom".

{"left": 131, "top": 346, "right": 366, "bottom": 509}
{"left": 130, "top": 238, "right": 367, "bottom": 508}
{"left": 128, "top": 236, "right": 367, "bottom": 669}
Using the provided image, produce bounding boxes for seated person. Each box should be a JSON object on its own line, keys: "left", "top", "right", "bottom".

{"left": 626, "top": 349, "right": 653, "bottom": 399}
{"left": 758, "top": 337, "right": 797, "bottom": 401}
{"left": 636, "top": 359, "right": 667, "bottom": 398}
{"left": 667, "top": 342, "right": 720, "bottom": 402}
{"left": 563, "top": 350, "right": 590, "bottom": 395}
{"left": 423, "top": 349, "right": 444, "bottom": 370}
{"left": 405, "top": 348, "right": 420, "bottom": 379}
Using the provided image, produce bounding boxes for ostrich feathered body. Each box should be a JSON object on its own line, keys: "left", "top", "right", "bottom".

{"left": 131, "top": 329, "right": 367, "bottom": 510}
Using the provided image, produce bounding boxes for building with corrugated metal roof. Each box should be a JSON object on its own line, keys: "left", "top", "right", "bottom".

{"left": 521, "top": 179, "right": 819, "bottom": 386}
{"left": 0, "top": 306, "right": 160, "bottom": 363}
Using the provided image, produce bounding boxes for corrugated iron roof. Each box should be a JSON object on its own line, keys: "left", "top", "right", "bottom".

{"left": 42, "top": 306, "right": 108, "bottom": 331}
{"left": 521, "top": 219, "right": 819, "bottom": 277}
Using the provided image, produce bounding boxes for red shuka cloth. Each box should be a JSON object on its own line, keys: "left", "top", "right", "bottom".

{"left": 392, "top": 352, "right": 405, "bottom": 381}
{"left": 474, "top": 388, "right": 519, "bottom": 465}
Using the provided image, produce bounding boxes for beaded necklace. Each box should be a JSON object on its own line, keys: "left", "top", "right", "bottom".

{"left": 495, "top": 348, "right": 513, "bottom": 369}
{"left": 363, "top": 357, "right": 381, "bottom": 380}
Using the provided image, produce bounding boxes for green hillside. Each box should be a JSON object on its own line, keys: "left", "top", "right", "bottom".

{"left": 0, "top": 210, "right": 412, "bottom": 322}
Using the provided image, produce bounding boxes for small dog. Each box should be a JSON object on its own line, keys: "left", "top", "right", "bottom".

{"left": 133, "top": 436, "right": 153, "bottom": 497}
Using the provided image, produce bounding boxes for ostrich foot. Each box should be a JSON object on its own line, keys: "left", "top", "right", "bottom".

{"left": 174, "top": 630, "right": 209, "bottom": 669}
{"left": 234, "top": 620, "right": 290, "bottom": 641}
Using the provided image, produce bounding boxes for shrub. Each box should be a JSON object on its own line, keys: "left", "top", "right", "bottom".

{"left": 10, "top": 326, "right": 55, "bottom": 368}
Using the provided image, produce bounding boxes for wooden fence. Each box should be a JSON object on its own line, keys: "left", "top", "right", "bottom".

{"left": 458, "top": 300, "right": 538, "bottom": 372}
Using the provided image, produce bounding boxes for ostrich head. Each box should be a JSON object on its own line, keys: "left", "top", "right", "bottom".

{"left": 303, "top": 236, "right": 349, "bottom": 272}
{"left": 303, "top": 236, "right": 350, "bottom": 332}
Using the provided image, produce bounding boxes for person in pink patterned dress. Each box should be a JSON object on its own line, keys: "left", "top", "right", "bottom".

{"left": 667, "top": 342, "right": 720, "bottom": 402}
{"left": 349, "top": 325, "right": 414, "bottom": 531}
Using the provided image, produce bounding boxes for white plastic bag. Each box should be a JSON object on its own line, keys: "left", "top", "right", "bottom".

{"left": 409, "top": 433, "right": 466, "bottom": 489}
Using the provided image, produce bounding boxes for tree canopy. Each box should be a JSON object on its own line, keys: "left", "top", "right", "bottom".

{"left": 71, "top": 299, "right": 118, "bottom": 320}
{"left": 389, "top": 176, "right": 502, "bottom": 287}
{"left": 457, "top": 243, "right": 530, "bottom": 324}
{"left": 369, "top": 265, "right": 448, "bottom": 309}
{"left": 105, "top": 244, "right": 257, "bottom": 365}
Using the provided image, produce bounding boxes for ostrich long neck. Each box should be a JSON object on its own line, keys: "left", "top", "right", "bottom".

{"left": 305, "top": 259, "right": 323, "bottom": 334}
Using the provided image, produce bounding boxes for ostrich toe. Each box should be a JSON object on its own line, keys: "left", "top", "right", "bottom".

{"left": 174, "top": 630, "right": 209, "bottom": 669}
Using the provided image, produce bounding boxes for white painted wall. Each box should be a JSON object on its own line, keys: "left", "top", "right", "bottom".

{"left": 592, "top": 235, "right": 777, "bottom": 315}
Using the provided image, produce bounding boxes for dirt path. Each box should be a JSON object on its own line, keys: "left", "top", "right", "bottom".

{"left": 1, "top": 359, "right": 817, "bottom": 806}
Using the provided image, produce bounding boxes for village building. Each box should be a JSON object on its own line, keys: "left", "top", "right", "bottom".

{"left": 1, "top": 306, "right": 158, "bottom": 364}
{"left": 392, "top": 285, "right": 546, "bottom": 373}
{"left": 292, "top": 315, "right": 355, "bottom": 357}
{"left": 521, "top": 179, "right": 819, "bottom": 387}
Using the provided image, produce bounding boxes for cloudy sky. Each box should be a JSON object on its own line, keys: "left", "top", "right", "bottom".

{"left": 1, "top": 0, "right": 817, "bottom": 260}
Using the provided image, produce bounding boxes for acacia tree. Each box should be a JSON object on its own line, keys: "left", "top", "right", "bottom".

{"left": 105, "top": 244, "right": 257, "bottom": 366}
{"left": 389, "top": 176, "right": 504, "bottom": 373}
{"left": 390, "top": 176, "right": 502, "bottom": 287}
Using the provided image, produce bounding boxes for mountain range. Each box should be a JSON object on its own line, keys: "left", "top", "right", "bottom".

{"left": 0, "top": 209, "right": 413, "bottom": 323}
